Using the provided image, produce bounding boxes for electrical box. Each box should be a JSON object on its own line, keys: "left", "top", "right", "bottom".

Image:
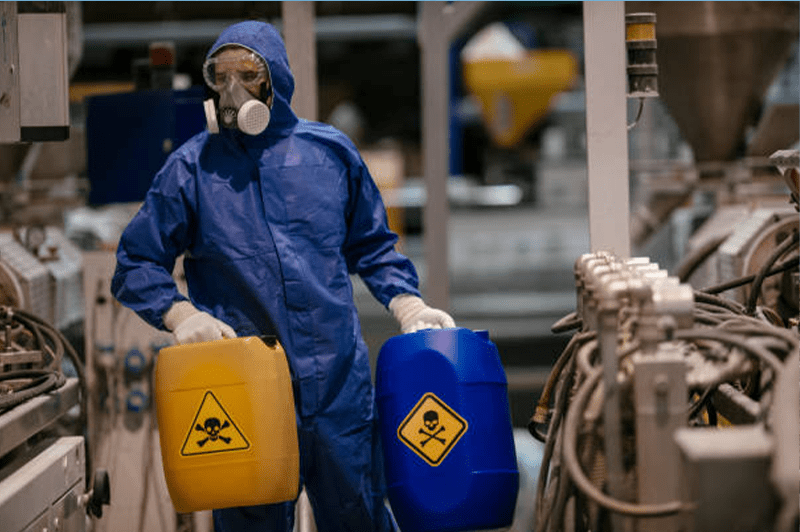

{"left": 0, "top": 1, "right": 70, "bottom": 144}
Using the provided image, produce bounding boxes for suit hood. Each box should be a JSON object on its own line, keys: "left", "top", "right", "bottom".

{"left": 207, "top": 21, "right": 298, "bottom": 133}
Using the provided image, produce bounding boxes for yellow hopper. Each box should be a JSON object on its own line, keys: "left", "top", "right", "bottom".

{"left": 463, "top": 50, "right": 578, "bottom": 148}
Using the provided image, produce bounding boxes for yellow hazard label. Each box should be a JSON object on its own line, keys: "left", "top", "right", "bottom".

{"left": 397, "top": 392, "right": 468, "bottom": 466}
{"left": 181, "top": 391, "right": 250, "bottom": 456}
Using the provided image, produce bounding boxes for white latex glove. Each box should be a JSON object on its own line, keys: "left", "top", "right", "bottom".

{"left": 163, "top": 301, "right": 237, "bottom": 344}
{"left": 389, "top": 294, "right": 456, "bottom": 334}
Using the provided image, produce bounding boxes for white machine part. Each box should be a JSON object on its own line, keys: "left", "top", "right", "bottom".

{"left": 0, "top": 232, "right": 52, "bottom": 323}
{"left": 716, "top": 207, "right": 796, "bottom": 303}
{"left": 43, "top": 227, "right": 84, "bottom": 330}
{"left": 0, "top": 2, "right": 70, "bottom": 144}
{"left": 0, "top": 227, "right": 84, "bottom": 330}
{"left": 533, "top": 252, "right": 798, "bottom": 532}
{"left": 0, "top": 436, "right": 86, "bottom": 532}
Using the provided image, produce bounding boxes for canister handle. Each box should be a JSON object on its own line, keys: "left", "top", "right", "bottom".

{"left": 259, "top": 335, "right": 278, "bottom": 348}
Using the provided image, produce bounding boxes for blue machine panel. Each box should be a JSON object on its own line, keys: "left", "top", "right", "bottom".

{"left": 86, "top": 87, "right": 205, "bottom": 205}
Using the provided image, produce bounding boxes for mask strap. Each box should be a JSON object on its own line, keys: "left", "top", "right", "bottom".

{"left": 204, "top": 99, "right": 220, "bottom": 134}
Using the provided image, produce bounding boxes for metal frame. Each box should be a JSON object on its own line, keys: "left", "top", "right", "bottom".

{"left": 583, "top": 1, "right": 631, "bottom": 257}
{"left": 0, "top": 377, "right": 79, "bottom": 459}
{"left": 0, "top": 436, "right": 86, "bottom": 532}
{"left": 418, "top": 1, "right": 486, "bottom": 310}
{"left": 282, "top": 1, "right": 318, "bottom": 121}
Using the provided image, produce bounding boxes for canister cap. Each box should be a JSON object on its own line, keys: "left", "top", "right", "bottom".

{"left": 474, "top": 330, "right": 490, "bottom": 341}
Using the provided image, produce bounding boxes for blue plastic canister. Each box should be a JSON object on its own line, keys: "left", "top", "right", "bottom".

{"left": 376, "top": 328, "right": 519, "bottom": 532}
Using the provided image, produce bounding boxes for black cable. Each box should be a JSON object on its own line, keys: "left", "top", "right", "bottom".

{"left": 0, "top": 305, "right": 68, "bottom": 412}
{"left": 575, "top": 338, "right": 598, "bottom": 376}
{"left": 718, "top": 320, "right": 800, "bottom": 350}
{"left": 12, "top": 312, "right": 64, "bottom": 370}
{"left": 530, "top": 421, "right": 549, "bottom": 444}
{"left": 12, "top": 308, "right": 87, "bottom": 405}
{"left": 530, "top": 331, "right": 595, "bottom": 435}
{"left": 538, "top": 335, "right": 639, "bottom": 525}
{"left": 694, "top": 302, "right": 738, "bottom": 316}
{"left": 535, "top": 354, "right": 578, "bottom": 532}
{"left": 701, "top": 255, "right": 799, "bottom": 295}
{"left": 674, "top": 233, "right": 731, "bottom": 283}
{"left": 746, "top": 231, "right": 799, "bottom": 315}
{"left": 0, "top": 369, "right": 65, "bottom": 410}
{"left": 673, "top": 328, "right": 784, "bottom": 372}
{"left": 694, "top": 291, "right": 747, "bottom": 315}
{"left": 692, "top": 311, "right": 725, "bottom": 326}
{"left": 4, "top": 307, "right": 92, "bottom": 490}
{"left": 706, "top": 399, "right": 718, "bottom": 426}
{"left": 687, "top": 386, "right": 715, "bottom": 420}
{"left": 548, "top": 428, "right": 575, "bottom": 532}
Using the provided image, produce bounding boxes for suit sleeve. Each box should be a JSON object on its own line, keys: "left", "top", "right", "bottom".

{"left": 342, "top": 159, "right": 422, "bottom": 308}
{"left": 111, "top": 156, "right": 194, "bottom": 330}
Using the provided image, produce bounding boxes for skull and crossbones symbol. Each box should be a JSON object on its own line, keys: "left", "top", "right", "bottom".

{"left": 195, "top": 417, "right": 231, "bottom": 447}
{"left": 419, "top": 410, "right": 446, "bottom": 447}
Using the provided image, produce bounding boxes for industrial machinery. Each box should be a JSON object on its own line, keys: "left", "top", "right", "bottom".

{"left": 531, "top": 247, "right": 798, "bottom": 532}
{"left": 0, "top": 224, "right": 107, "bottom": 532}
{"left": 528, "top": 3, "right": 799, "bottom": 531}
{"left": 628, "top": 1, "right": 799, "bottom": 259}
{"left": 0, "top": 304, "right": 110, "bottom": 531}
{"left": 0, "top": 2, "right": 70, "bottom": 143}
{"left": 0, "top": 3, "right": 111, "bottom": 530}
{"left": 0, "top": 225, "right": 85, "bottom": 331}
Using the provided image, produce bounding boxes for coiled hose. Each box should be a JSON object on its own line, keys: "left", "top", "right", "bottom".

{"left": 0, "top": 306, "right": 91, "bottom": 488}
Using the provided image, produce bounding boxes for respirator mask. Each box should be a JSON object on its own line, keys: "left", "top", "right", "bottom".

{"left": 202, "top": 49, "right": 272, "bottom": 136}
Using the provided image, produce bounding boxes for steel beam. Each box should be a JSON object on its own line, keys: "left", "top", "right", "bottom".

{"left": 418, "top": 1, "right": 485, "bottom": 309}
{"left": 583, "top": 1, "right": 631, "bottom": 257}
{"left": 282, "top": 1, "right": 318, "bottom": 121}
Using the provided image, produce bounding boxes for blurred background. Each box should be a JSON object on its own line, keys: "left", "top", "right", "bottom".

{"left": 0, "top": 2, "right": 797, "bottom": 532}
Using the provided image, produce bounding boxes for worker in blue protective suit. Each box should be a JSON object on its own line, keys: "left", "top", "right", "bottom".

{"left": 111, "top": 20, "right": 455, "bottom": 532}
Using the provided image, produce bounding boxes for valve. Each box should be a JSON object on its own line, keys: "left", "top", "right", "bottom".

{"left": 82, "top": 469, "right": 111, "bottom": 518}
{"left": 126, "top": 388, "right": 149, "bottom": 413}
{"left": 124, "top": 348, "right": 147, "bottom": 381}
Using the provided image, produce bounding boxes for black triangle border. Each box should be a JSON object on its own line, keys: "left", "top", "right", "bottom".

{"left": 180, "top": 390, "right": 251, "bottom": 456}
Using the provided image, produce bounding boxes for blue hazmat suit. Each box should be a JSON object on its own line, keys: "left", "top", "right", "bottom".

{"left": 111, "top": 20, "right": 419, "bottom": 532}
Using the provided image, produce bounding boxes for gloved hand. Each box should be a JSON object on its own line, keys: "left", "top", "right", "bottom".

{"left": 163, "top": 301, "right": 236, "bottom": 344}
{"left": 389, "top": 294, "right": 456, "bottom": 334}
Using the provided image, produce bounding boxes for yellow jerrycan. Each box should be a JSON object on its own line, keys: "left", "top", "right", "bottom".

{"left": 154, "top": 335, "right": 299, "bottom": 513}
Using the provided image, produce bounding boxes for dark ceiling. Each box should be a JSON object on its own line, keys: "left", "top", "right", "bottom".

{"left": 75, "top": 2, "right": 584, "bottom": 145}
{"left": 81, "top": 1, "right": 417, "bottom": 23}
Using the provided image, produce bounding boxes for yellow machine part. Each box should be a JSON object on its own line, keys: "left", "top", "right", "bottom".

{"left": 155, "top": 336, "right": 299, "bottom": 513}
{"left": 463, "top": 50, "right": 578, "bottom": 148}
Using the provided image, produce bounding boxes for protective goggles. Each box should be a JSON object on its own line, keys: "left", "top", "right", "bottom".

{"left": 202, "top": 50, "right": 269, "bottom": 93}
